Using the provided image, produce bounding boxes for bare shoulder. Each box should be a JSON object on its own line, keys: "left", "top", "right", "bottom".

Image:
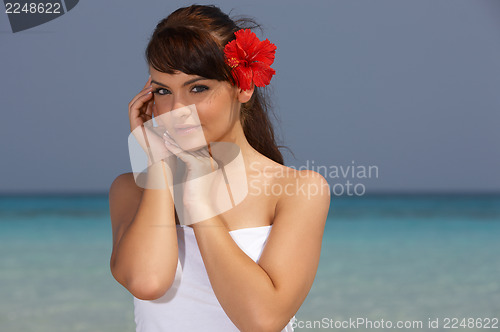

{"left": 249, "top": 157, "right": 330, "bottom": 227}
{"left": 263, "top": 162, "right": 331, "bottom": 204}
{"left": 109, "top": 172, "right": 144, "bottom": 215}
{"left": 276, "top": 167, "right": 330, "bottom": 215}
{"left": 109, "top": 172, "right": 144, "bottom": 209}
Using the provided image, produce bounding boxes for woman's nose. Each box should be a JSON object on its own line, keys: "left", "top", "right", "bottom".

{"left": 171, "top": 101, "right": 192, "bottom": 118}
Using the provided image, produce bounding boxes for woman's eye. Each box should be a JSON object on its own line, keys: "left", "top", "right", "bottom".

{"left": 192, "top": 85, "right": 209, "bottom": 93}
{"left": 152, "top": 85, "right": 208, "bottom": 95}
{"left": 153, "top": 88, "right": 170, "bottom": 96}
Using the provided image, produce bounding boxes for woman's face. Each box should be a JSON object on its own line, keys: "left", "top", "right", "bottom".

{"left": 149, "top": 67, "right": 241, "bottom": 151}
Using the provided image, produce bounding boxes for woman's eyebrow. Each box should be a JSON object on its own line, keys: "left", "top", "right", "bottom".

{"left": 151, "top": 77, "right": 207, "bottom": 88}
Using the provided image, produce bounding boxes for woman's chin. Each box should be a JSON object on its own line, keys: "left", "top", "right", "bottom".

{"left": 171, "top": 127, "right": 208, "bottom": 152}
{"left": 178, "top": 140, "right": 209, "bottom": 152}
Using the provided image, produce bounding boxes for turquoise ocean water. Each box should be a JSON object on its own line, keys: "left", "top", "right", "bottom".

{"left": 0, "top": 194, "right": 499, "bottom": 331}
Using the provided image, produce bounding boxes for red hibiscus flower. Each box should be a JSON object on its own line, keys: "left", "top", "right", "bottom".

{"left": 224, "top": 29, "right": 277, "bottom": 91}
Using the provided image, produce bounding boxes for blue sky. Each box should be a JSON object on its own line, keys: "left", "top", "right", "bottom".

{"left": 0, "top": 0, "right": 499, "bottom": 193}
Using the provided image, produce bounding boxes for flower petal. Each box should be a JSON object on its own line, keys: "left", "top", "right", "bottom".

{"left": 234, "top": 65, "right": 254, "bottom": 91}
{"left": 250, "top": 62, "right": 276, "bottom": 87}
{"left": 224, "top": 28, "right": 277, "bottom": 90}
{"left": 251, "top": 39, "right": 277, "bottom": 66}
{"left": 224, "top": 39, "right": 239, "bottom": 59}
{"left": 234, "top": 29, "right": 260, "bottom": 59}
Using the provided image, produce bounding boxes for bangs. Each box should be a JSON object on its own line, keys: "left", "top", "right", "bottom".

{"left": 145, "top": 26, "right": 234, "bottom": 84}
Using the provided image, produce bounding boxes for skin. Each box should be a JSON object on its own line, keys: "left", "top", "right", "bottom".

{"left": 110, "top": 66, "right": 331, "bottom": 332}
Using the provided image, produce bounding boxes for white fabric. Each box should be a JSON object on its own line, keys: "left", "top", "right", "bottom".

{"left": 134, "top": 224, "right": 296, "bottom": 331}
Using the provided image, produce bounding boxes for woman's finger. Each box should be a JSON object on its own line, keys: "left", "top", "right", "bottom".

{"left": 192, "top": 149, "right": 210, "bottom": 159}
{"left": 129, "top": 92, "right": 154, "bottom": 132}
{"left": 162, "top": 131, "right": 211, "bottom": 166}
{"left": 144, "top": 98, "right": 154, "bottom": 119}
{"left": 164, "top": 129, "right": 175, "bottom": 140}
{"left": 164, "top": 135, "right": 213, "bottom": 164}
{"left": 130, "top": 87, "right": 153, "bottom": 109}
{"left": 163, "top": 132, "right": 180, "bottom": 148}
{"left": 143, "top": 75, "right": 152, "bottom": 88}
{"left": 128, "top": 79, "right": 153, "bottom": 114}
{"left": 129, "top": 90, "right": 153, "bottom": 118}
{"left": 164, "top": 140, "right": 198, "bottom": 164}
{"left": 191, "top": 150, "right": 204, "bottom": 158}
{"left": 197, "top": 147, "right": 211, "bottom": 158}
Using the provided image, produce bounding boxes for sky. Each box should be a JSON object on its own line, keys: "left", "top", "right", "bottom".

{"left": 0, "top": 0, "right": 499, "bottom": 194}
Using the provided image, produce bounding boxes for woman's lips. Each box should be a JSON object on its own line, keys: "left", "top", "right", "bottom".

{"left": 173, "top": 124, "right": 201, "bottom": 136}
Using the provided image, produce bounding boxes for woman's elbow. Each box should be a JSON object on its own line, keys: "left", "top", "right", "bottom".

{"left": 127, "top": 275, "right": 175, "bottom": 301}
{"left": 110, "top": 262, "right": 176, "bottom": 300}
{"left": 241, "top": 319, "right": 282, "bottom": 332}
{"left": 239, "top": 307, "right": 287, "bottom": 332}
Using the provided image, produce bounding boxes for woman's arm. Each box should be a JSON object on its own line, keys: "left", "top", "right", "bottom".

{"left": 192, "top": 170, "right": 331, "bottom": 332}
{"left": 109, "top": 162, "right": 178, "bottom": 300}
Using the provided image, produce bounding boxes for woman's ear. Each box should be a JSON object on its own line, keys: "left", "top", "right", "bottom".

{"left": 237, "top": 84, "right": 255, "bottom": 103}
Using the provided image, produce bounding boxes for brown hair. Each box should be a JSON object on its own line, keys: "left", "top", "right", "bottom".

{"left": 145, "top": 4, "right": 285, "bottom": 165}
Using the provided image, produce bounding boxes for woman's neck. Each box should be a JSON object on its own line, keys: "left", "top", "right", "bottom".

{"left": 212, "top": 121, "right": 259, "bottom": 162}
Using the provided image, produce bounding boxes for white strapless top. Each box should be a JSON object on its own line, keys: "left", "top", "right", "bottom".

{"left": 133, "top": 224, "right": 296, "bottom": 331}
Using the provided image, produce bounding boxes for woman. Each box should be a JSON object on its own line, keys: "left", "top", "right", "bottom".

{"left": 109, "top": 4, "right": 330, "bottom": 332}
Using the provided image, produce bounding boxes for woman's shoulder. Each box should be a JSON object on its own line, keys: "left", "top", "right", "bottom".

{"left": 252, "top": 156, "right": 328, "bottom": 183}
{"left": 109, "top": 172, "right": 144, "bottom": 207}
{"left": 249, "top": 155, "right": 330, "bottom": 201}
{"left": 110, "top": 172, "right": 144, "bottom": 193}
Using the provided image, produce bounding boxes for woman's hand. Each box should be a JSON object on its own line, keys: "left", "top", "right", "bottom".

{"left": 128, "top": 75, "right": 172, "bottom": 167}
{"left": 163, "top": 131, "right": 220, "bottom": 224}
{"left": 128, "top": 76, "right": 153, "bottom": 133}
{"left": 127, "top": 76, "right": 177, "bottom": 192}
